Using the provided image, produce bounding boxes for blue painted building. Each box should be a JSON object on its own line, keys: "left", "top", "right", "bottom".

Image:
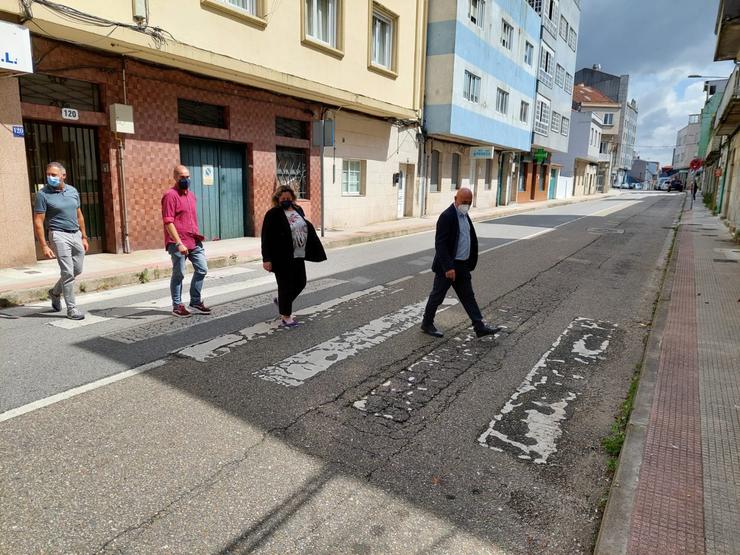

{"left": 423, "top": 0, "right": 541, "bottom": 212}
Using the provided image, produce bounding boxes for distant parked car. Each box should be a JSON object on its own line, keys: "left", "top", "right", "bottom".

{"left": 668, "top": 180, "right": 684, "bottom": 192}
{"left": 658, "top": 178, "right": 670, "bottom": 191}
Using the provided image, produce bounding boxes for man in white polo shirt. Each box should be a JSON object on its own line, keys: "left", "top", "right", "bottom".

{"left": 33, "top": 161, "right": 89, "bottom": 320}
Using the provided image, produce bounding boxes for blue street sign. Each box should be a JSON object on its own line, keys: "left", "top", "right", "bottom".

{"left": 12, "top": 125, "right": 24, "bottom": 138}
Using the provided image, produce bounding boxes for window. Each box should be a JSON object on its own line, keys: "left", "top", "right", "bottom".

{"left": 276, "top": 117, "right": 309, "bottom": 139}
{"left": 451, "top": 153, "right": 461, "bottom": 190}
{"left": 534, "top": 96, "right": 550, "bottom": 135}
{"left": 559, "top": 15, "right": 568, "bottom": 40}
{"left": 501, "top": 20, "right": 513, "bottom": 50}
{"left": 550, "top": 111, "right": 561, "bottom": 133}
{"left": 371, "top": 7, "right": 394, "bottom": 69}
{"left": 568, "top": 27, "right": 577, "bottom": 50}
{"left": 178, "top": 98, "right": 227, "bottom": 128}
{"left": 600, "top": 141, "right": 608, "bottom": 154}
{"left": 524, "top": 42, "right": 534, "bottom": 66}
{"left": 469, "top": 0, "right": 485, "bottom": 27}
{"left": 520, "top": 101, "right": 529, "bottom": 123}
{"left": 276, "top": 147, "right": 308, "bottom": 199}
{"left": 224, "top": 0, "right": 256, "bottom": 14}
{"left": 19, "top": 74, "right": 101, "bottom": 112}
{"left": 342, "top": 160, "right": 362, "bottom": 195}
{"left": 564, "top": 72, "right": 573, "bottom": 94}
{"left": 539, "top": 44, "right": 554, "bottom": 87}
{"left": 430, "top": 150, "right": 441, "bottom": 192}
{"left": 561, "top": 116, "right": 570, "bottom": 136}
{"left": 496, "top": 88, "right": 509, "bottom": 114}
{"left": 485, "top": 158, "right": 493, "bottom": 190}
{"left": 603, "top": 113, "right": 614, "bottom": 126}
{"left": 538, "top": 168, "right": 546, "bottom": 191}
{"left": 555, "top": 64, "right": 565, "bottom": 88}
{"left": 463, "top": 70, "right": 481, "bottom": 103}
{"left": 305, "top": 0, "right": 338, "bottom": 48}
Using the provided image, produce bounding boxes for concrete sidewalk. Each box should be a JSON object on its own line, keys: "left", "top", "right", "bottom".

{"left": 596, "top": 202, "right": 740, "bottom": 554}
{"left": 0, "top": 193, "right": 615, "bottom": 306}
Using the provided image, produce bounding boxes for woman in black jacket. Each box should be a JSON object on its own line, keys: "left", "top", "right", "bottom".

{"left": 261, "top": 185, "right": 326, "bottom": 327}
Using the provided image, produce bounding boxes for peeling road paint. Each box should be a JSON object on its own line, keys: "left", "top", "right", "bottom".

{"left": 254, "top": 298, "right": 459, "bottom": 387}
{"left": 478, "top": 318, "right": 617, "bottom": 464}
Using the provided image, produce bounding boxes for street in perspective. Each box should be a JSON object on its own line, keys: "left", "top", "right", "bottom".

{"left": 1, "top": 1, "right": 739, "bottom": 554}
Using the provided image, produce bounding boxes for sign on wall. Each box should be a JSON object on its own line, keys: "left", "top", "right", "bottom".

{"left": 471, "top": 146, "right": 494, "bottom": 159}
{"left": 0, "top": 21, "right": 33, "bottom": 74}
{"left": 61, "top": 108, "right": 79, "bottom": 121}
{"left": 202, "top": 165, "right": 215, "bottom": 186}
{"left": 12, "top": 125, "right": 24, "bottom": 138}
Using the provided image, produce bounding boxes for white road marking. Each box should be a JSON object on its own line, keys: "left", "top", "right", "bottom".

{"left": 387, "top": 276, "right": 413, "bottom": 285}
{"left": 177, "top": 286, "right": 386, "bottom": 362}
{"left": 0, "top": 359, "right": 168, "bottom": 423}
{"left": 126, "top": 276, "right": 275, "bottom": 309}
{"left": 27, "top": 266, "right": 254, "bottom": 308}
{"left": 49, "top": 314, "right": 110, "bottom": 329}
{"left": 254, "top": 298, "right": 459, "bottom": 387}
{"left": 478, "top": 317, "right": 616, "bottom": 464}
{"left": 589, "top": 200, "right": 641, "bottom": 217}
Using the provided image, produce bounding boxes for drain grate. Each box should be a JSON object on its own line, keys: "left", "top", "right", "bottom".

{"left": 713, "top": 259, "right": 737, "bottom": 263}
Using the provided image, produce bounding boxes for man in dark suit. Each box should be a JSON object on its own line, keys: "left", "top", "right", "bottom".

{"left": 421, "top": 188, "right": 501, "bottom": 338}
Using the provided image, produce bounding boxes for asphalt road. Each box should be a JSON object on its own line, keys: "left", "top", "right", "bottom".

{"left": 0, "top": 192, "right": 683, "bottom": 554}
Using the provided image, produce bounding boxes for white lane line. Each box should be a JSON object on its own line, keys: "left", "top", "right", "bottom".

{"left": 589, "top": 200, "right": 642, "bottom": 217}
{"left": 254, "top": 297, "right": 458, "bottom": 387}
{"left": 419, "top": 269, "right": 432, "bottom": 274}
{"left": 177, "top": 285, "right": 386, "bottom": 362}
{"left": 0, "top": 359, "right": 168, "bottom": 423}
{"left": 27, "top": 266, "right": 255, "bottom": 308}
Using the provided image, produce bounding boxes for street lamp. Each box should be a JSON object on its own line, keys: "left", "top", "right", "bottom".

{"left": 687, "top": 74, "right": 727, "bottom": 79}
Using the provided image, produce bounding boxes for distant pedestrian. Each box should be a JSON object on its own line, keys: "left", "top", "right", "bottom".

{"left": 33, "top": 162, "right": 89, "bottom": 320}
{"left": 421, "top": 188, "right": 501, "bottom": 338}
{"left": 261, "top": 184, "right": 326, "bottom": 328}
{"left": 692, "top": 179, "right": 699, "bottom": 201}
{"left": 161, "top": 164, "right": 210, "bottom": 318}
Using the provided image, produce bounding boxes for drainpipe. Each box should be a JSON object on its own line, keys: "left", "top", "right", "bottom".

{"left": 117, "top": 58, "right": 131, "bottom": 253}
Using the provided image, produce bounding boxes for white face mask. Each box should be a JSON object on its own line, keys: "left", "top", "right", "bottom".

{"left": 457, "top": 203, "right": 471, "bottom": 215}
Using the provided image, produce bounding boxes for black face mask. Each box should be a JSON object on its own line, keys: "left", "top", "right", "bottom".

{"left": 178, "top": 177, "right": 191, "bottom": 190}
{"left": 280, "top": 200, "right": 293, "bottom": 209}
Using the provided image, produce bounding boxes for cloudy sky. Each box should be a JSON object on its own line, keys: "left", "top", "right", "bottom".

{"left": 575, "top": 0, "right": 735, "bottom": 166}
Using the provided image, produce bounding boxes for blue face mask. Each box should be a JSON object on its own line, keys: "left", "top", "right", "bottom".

{"left": 280, "top": 200, "right": 293, "bottom": 209}
{"left": 178, "top": 177, "right": 191, "bottom": 190}
{"left": 46, "top": 175, "right": 61, "bottom": 188}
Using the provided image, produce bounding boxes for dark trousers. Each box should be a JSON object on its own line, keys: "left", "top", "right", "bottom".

{"left": 274, "top": 258, "right": 307, "bottom": 316}
{"left": 423, "top": 259, "right": 484, "bottom": 328}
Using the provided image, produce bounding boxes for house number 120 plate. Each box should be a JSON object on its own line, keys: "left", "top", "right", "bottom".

{"left": 61, "top": 108, "right": 79, "bottom": 120}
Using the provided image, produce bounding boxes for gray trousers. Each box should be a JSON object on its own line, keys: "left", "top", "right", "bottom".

{"left": 49, "top": 230, "right": 85, "bottom": 310}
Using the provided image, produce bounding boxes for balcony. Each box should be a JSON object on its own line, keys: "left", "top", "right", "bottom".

{"left": 598, "top": 152, "right": 611, "bottom": 163}
{"left": 714, "top": 0, "right": 740, "bottom": 61}
{"left": 543, "top": 15, "right": 558, "bottom": 39}
{"left": 714, "top": 64, "right": 740, "bottom": 135}
{"left": 539, "top": 67, "right": 554, "bottom": 88}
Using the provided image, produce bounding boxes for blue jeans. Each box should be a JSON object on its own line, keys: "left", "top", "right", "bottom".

{"left": 168, "top": 243, "right": 208, "bottom": 307}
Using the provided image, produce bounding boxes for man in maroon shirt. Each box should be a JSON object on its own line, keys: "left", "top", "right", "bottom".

{"left": 161, "top": 164, "right": 211, "bottom": 318}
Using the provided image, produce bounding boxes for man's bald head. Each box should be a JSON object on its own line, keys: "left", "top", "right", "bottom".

{"left": 454, "top": 187, "right": 473, "bottom": 206}
{"left": 173, "top": 165, "right": 190, "bottom": 180}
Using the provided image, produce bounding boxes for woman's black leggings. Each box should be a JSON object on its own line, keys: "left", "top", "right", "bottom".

{"left": 274, "top": 258, "right": 307, "bottom": 316}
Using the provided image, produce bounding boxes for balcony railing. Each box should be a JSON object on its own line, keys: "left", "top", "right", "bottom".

{"left": 539, "top": 67, "right": 554, "bottom": 88}
{"left": 715, "top": 63, "right": 740, "bottom": 135}
{"left": 543, "top": 15, "right": 558, "bottom": 38}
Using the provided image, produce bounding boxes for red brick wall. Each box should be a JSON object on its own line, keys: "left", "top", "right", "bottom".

{"left": 23, "top": 38, "right": 321, "bottom": 253}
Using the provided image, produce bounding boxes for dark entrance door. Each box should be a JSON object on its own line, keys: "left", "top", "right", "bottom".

{"left": 24, "top": 121, "right": 105, "bottom": 257}
{"left": 179, "top": 137, "right": 249, "bottom": 241}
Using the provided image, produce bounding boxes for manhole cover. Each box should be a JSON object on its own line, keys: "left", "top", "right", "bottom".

{"left": 587, "top": 227, "right": 625, "bottom": 234}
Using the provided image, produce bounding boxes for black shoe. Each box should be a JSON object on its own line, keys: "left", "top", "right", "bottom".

{"left": 421, "top": 323, "right": 444, "bottom": 338}
{"left": 475, "top": 325, "right": 502, "bottom": 338}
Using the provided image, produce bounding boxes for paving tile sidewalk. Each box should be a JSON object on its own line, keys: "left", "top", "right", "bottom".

{"left": 597, "top": 203, "right": 740, "bottom": 554}
{"left": 0, "top": 192, "right": 615, "bottom": 306}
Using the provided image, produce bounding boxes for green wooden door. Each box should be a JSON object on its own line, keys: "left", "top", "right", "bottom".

{"left": 179, "top": 138, "right": 248, "bottom": 241}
